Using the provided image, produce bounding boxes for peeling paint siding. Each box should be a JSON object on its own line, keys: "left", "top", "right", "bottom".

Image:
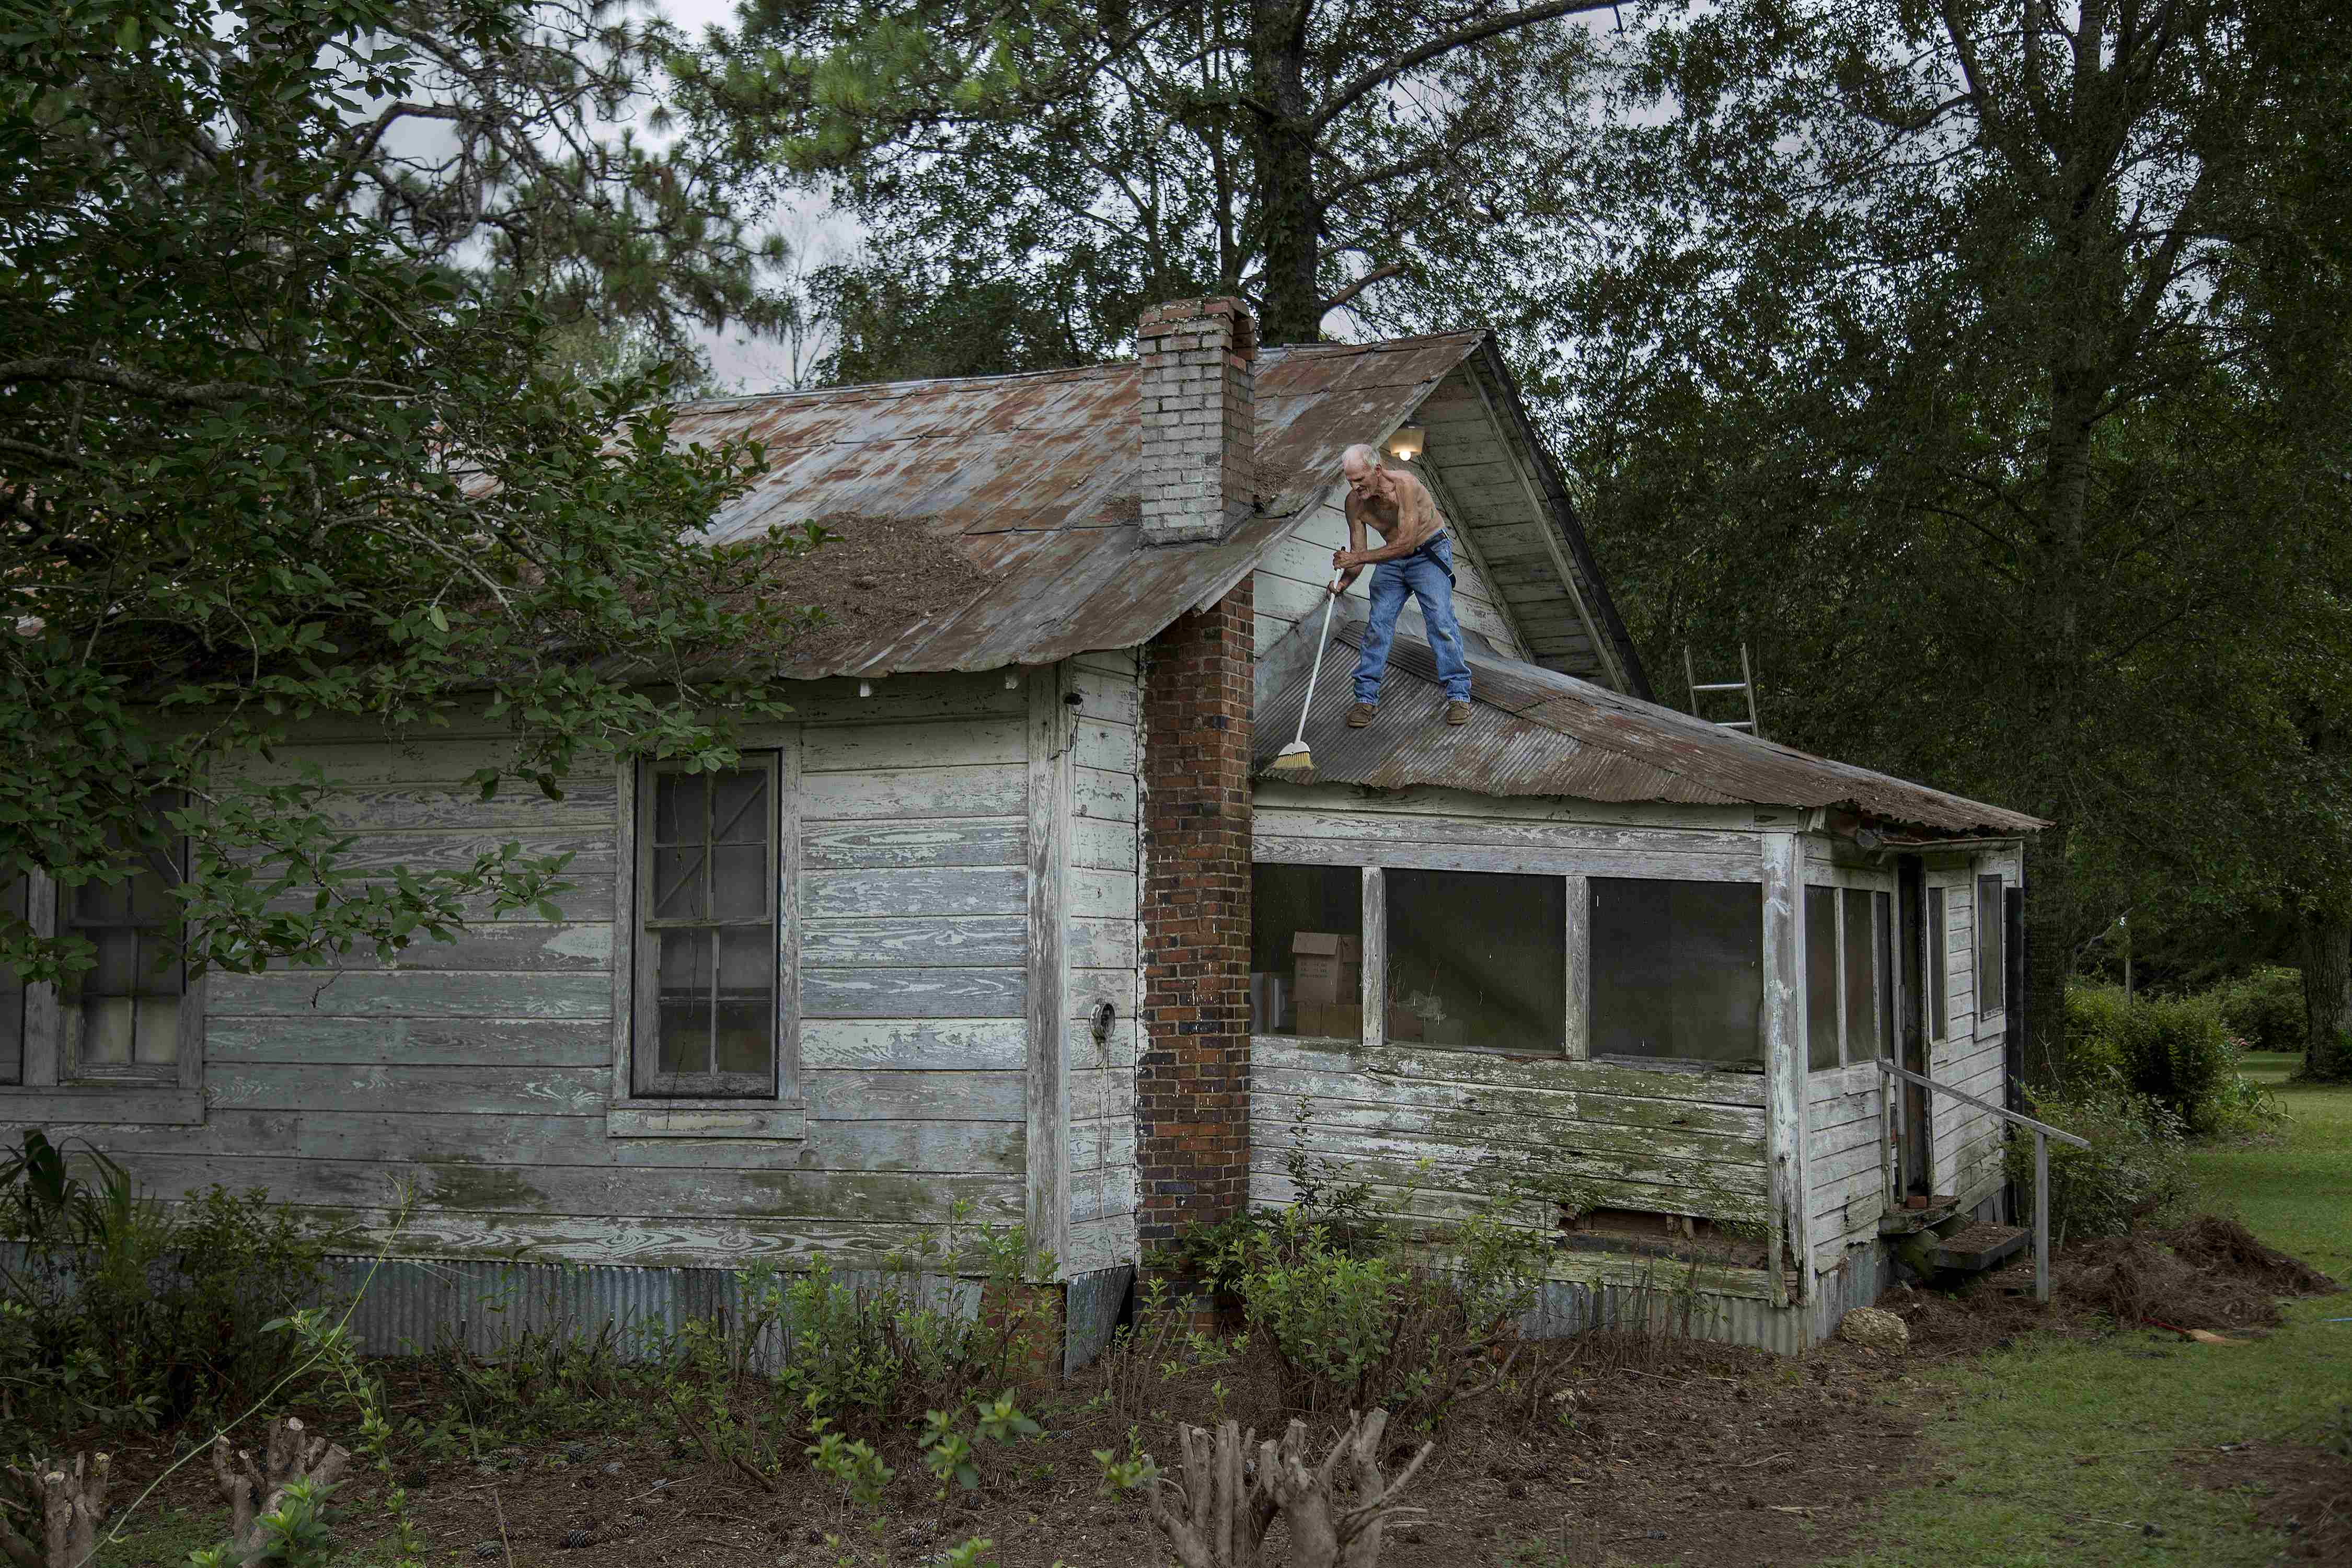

{"left": 1926, "top": 855, "right": 2011, "bottom": 1207}
{"left": 1251, "top": 1037, "right": 1771, "bottom": 1256}
{"left": 1, "top": 673, "right": 1110, "bottom": 1276}
{"left": 1065, "top": 648, "right": 1143, "bottom": 1277}
{"left": 1807, "top": 1061, "right": 1889, "bottom": 1270}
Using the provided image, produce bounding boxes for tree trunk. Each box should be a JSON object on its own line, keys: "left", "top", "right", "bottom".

{"left": 1, "top": 1454, "right": 108, "bottom": 1568}
{"left": 211, "top": 1419, "right": 350, "bottom": 1567}
{"left": 2021, "top": 819, "right": 2073, "bottom": 1088}
{"left": 2297, "top": 913, "right": 2352, "bottom": 1080}
{"left": 1251, "top": 0, "right": 1321, "bottom": 344}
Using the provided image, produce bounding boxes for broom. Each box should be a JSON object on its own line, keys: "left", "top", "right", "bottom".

{"left": 1267, "top": 577, "right": 1343, "bottom": 774}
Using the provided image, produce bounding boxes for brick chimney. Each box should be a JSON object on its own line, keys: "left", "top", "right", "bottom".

{"left": 1137, "top": 297, "right": 1258, "bottom": 546}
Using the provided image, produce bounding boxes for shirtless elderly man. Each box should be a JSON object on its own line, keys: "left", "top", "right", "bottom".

{"left": 1331, "top": 442, "right": 1472, "bottom": 728}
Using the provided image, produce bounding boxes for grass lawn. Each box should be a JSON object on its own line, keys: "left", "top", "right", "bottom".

{"left": 1809, "top": 1057, "right": 2352, "bottom": 1568}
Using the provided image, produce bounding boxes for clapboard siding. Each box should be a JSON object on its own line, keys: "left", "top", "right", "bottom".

{"left": 1252, "top": 1040, "right": 1770, "bottom": 1256}
{"left": 1805, "top": 1058, "right": 1889, "bottom": 1269}
{"left": 0, "top": 674, "right": 1105, "bottom": 1279}
{"left": 1060, "top": 647, "right": 1142, "bottom": 1263}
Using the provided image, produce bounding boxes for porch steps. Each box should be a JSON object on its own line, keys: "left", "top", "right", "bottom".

{"left": 1929, "top": 1223, "right": 2028, "bottom": 1273}
{"left": 1877, "top": 1195, "right": 1959, "bottom": 1237}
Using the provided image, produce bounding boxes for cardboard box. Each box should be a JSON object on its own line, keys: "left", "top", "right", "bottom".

{"left": 1295, "top": 1002, "right": 1363, "bottom": 1039}
{"left": 1293, "top": 956, "right": 1359, "bottom": 1005}
{"left": 1292, "top": 931, "right": 1361, "bottom": 962}
{"left": 1385, "top": 1008, "right": 1425, "bottom": 1042}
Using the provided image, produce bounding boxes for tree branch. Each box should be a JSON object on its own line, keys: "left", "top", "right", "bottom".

{"left": 1318, "top": 261, "right": 1406, "bottom": 313}
{"left": 1307, "top": 0, "right": 1620, "bottom": 135}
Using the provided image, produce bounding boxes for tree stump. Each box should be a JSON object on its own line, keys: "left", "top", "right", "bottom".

{"left": 1146, "top": 1411, "right": 1433, "bottom": 1568}
{"left": 210, "top": 1419, "right": 350, "bottom": 1566}
{"left": 1, "top": 1452, "right": 110, "bottom": 1568}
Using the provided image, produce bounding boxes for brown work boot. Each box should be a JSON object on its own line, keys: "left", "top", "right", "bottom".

{"left": 1445, "top": 699, "right": 1472, "bottom": 727}
{"left": 1346, "top": 701, "right": 1377, "bottom": 728}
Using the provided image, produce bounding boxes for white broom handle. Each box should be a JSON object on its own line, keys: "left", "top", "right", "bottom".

{"left": 1292, "top": 579, "right": 1342, "bottom": 751}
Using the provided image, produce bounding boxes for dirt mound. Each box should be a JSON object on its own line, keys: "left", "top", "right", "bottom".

{"left": 2165, "top": 1214, "right": 2345, "bottom": 1297}
{"left": 1880, "top": 1214, "right": 2340, "bottom": 1355}
{"left": 741, "top": 512, "right": 999, "bottom": 673}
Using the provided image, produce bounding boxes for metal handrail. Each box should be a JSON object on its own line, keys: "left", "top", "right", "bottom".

{"left": 1873, "top": 1056, "right": 2086, "bottom": 1303}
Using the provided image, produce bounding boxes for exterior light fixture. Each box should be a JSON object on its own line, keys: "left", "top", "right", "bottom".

{"left": 1384, "top": 425, "right": 1426, "bottom": 462}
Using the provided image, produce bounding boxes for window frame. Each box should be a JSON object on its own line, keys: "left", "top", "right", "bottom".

{"left": 1975, "top": 871, "right": 2005, "bottom": 1020}
{"left": 608, "top": 744, "right": 805, "bottom": 1139}
{"left": 0, "top": 825, "right": 207, "bottom": 1125}
{"left": 1926, "top": 884, "right": 1954, "bottom": 1043}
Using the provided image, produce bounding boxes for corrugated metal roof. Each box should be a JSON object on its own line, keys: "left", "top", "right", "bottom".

{"left": 666, "top": 335, "right": 1486, "bottom": 678}
{"left": 1254, "top": 614, "right": 2042, "bottom": 835}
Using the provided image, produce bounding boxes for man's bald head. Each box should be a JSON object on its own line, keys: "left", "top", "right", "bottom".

{"left": 1342, "top": 442, "right": 1391, "bottom": 505}
{"left": 1340, "top": 442, "right": 1382, "bottom": 477}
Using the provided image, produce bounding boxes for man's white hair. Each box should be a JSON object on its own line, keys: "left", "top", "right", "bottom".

{"left": 1341, "top": 442, "right": 1382, "bottom": 470}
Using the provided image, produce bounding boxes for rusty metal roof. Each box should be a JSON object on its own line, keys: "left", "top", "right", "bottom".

{"left": 665, "top": 335, "right": 1488, "bottom": 678}
{"left": 1254, "top": 612, "right": 2042, "bottom": 835}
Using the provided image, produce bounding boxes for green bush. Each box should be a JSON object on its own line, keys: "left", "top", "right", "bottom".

{"left": 1, "top": 1133, "right": 347, "bottom": 1433}
{"left": 2007, "top": 1084, "right": 2193, "bottom": 1242}
{"left": 2063, "top": 985, "right": 2238, "bottom": 1135}
{"left": 2208, "top": 966, "right": 2305, "bottom": 1058}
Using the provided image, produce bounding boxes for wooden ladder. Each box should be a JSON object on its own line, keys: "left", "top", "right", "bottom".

{"left": 1684, "top": 644, "right": 1762, "bottom": 737}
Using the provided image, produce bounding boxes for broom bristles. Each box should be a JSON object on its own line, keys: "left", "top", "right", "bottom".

{"left": 1266, "top": 745, "right": 1314, "bottom": 772}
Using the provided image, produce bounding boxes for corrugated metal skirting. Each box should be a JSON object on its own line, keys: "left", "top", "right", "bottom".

{"left": 322, "top": 1257, "right": 979, "bottom": 1368}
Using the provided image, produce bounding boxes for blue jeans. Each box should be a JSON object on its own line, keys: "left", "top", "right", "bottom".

{"left": 1353, "top": 534, "right": 1471, "bottom": 703}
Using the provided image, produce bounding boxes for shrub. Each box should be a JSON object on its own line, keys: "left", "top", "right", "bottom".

{"left": 2208, "top": 966, "right": 2305, "bottom": 1058}
{"left": 1, "top": 1134, "right": 348, "bottom": 1433}
{"left": 1214, "top": 1198, "right": 1549, "bottom": 1428}
{"left": 2063, "top": 984, "right": 2236, "bottom": 1135}
{"left": 2008, "top": 1083, "right": 2193, "bottom": 1242}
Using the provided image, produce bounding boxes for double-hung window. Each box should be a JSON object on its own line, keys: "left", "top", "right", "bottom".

{"left": 632, "top": 757, "right": 782, "bottom": 1099}
{"left": 0, "top": 797, "right": 204, "bottom": 1120}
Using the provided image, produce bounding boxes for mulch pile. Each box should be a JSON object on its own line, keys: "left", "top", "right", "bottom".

{"left": 1887, "top": 1212, "right": 2343, "bottom": 1356}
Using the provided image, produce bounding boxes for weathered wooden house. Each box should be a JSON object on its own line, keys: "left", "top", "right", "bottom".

{"left": 1, "top": 298, "right": 2039, "bottom": 1358}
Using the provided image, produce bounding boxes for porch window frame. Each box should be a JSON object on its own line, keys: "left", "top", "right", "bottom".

{"left": 1248, "top": 837, "right": 1770, "bottom": 1066}
{"left": 1798, "top": 864, "right": 1900, "bottom": 1074}
{"left": 607, "top": 740, "right": 806, "bottom": 1140}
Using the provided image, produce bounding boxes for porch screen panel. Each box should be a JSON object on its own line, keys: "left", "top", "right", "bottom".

{"left": 641, "top": 758, "right": 778, "bottom": 1094}
{"left": 0, "top": 874, "right": 23, "bottom": 1083}
{"left": 1976, "top": 874, "right": 2004, "bottom": 1013}
{"left": 1388, "top": 869, "right": 1564, "bottom": 1054}
{"left": 1805, "top": 886, "right": 1838, "bottom": 1070}
{"left": 1842, "top": 888, "right": 1877, "bottom": 1065}
{"left": 1875, "top": 891, "right": 1895, "bottom": 1060}
{"left": 1250, "top": 863, "right": 1362, "bottom": 1038}
{"left": 1589, "top": 879, "right": 1762, "bottom": 1066}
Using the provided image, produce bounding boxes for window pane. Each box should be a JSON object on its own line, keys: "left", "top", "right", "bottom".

{"left": 1843, "top": 889, "right": 1874, "bottom": 1066}
{"left": 1805, "top": 886, "right": 1838, "bottom": 1070}
{"left": 136, "top": 996, "right": 180, "bottom": 1065}
{"left": 711, "top": 845, "right": 767, "bottom": 921}
{"left": 714, "top": 926, "right": 775, "bottom": 1077}
{"left": 1875, "top": 891, "right": 1894, "bottom": 1059}
{"left": 1389, "top": 869, "right": 1564, "bottom": 1054}
{"left": 654, "top": 773, "right": 705, "bottom": 844}
{"left": 129, "top": 854, "right": 178, "bottom": 923}
{"left": 651, "top": 846, "right": 707, "bottom": 920}
{"left": 711, "top": 771, "right": 767, "bottom": 844}
{"left": 655, "top": 927, "right": 713, "bottom": 1076}
{"left": 74, "top": 996, "right": 137, "bottom": 1066}
{"left": 1927, "top": 889, "right": 1947, "bottom": 1041}
{"left": 1977, "top": 875, "right": 2004, "bottom": 1013}
{"left": 1250, "top": 863, "right": 1361, "bottom": 1037}
{"left": 1590, "top": 879, "right": 1762, "bottom": 1066}
{"left": 0, "top": 874, "right": 22, "bottom": 1085}
{"left": 72, "top": 874, "right": 132, "bottom": 923}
